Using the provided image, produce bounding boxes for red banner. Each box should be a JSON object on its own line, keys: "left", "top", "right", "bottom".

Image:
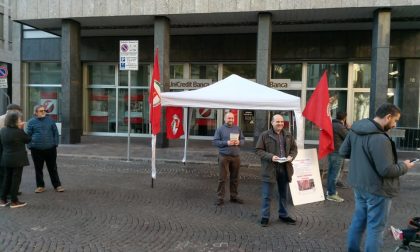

{"left": 302, "top": 70, "right": 334, "bottom": 159}
{"left": 149, "top": 48, "right": 162, "bottom": 135}
{"left": 166, "top": 107, "right": 184, "bottom": 139}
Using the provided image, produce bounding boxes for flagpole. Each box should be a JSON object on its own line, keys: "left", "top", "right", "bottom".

{"left": 127, "top": 70, "right": 131, "bottom": 161}
{"left": 182, "top": 107, "right": 188, "bottom": 164}
{"left": 151, "top": 134, "right": 157, "bottom": 188}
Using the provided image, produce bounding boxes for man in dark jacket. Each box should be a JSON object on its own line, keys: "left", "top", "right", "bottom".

{"left": 26, "top": 105, "right": 64, "bottom": 193}
{"left": 326, "top": 111, "right": 348, "bottom": 202}
{"left": 213, "top": 112, "right": 245, "bottom": 206}
{"left": 256, "top": 114, "right": 298, "bottom": 227}
{"left": 340, "top": 103, "right": 415, "bottom": 252}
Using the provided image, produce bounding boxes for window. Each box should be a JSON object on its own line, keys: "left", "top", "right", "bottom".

{"left": 306, "top": 63, "right": 348, "bottom": 141}
{"left": 88, "top": 64, "right": 116, "bottom": 86}
{"left": 29, "top": 62, "right": 61, "bottom": 84}
{"left": 27, "top": 62, "right": 62, "bottom": 122}
{"left": 191, "top": 64, "right": 218, "bottom": 83}
{"left": 271, "top": 63, "right": 302, "bottom": 81}
{"left": 223, "top": 64, "right": 256, "bottom": 79}
{"left": 87, "top": 63, "right": 150, "bottom": 134}
{"left": 223, "top": 64, "right": 256, "bottom": 137}
{"left": 188, "top": 64, "right": 219, "bottom": 137}
{"left": 118, "top": 65, "right": 149, "bottom": 87}
{"left": 170, "top": 64, "right": 184, "bottom": 79}
{"left": 353, "top": 62, "right": 399, "bottom": 89}
{"left": 308, "top": 63, "right": 348, "bottom": 88}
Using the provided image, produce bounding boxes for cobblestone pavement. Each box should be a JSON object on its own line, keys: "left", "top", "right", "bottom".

{"left": 0, "top": 136, "right": 419, "bottom": 251}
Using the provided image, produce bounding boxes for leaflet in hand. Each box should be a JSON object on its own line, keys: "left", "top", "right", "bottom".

{"left": 230, "top": 133, "right": 239, "bottom": 141}
{"left": 275, "top": 157, "right": 288, "bottom": 163}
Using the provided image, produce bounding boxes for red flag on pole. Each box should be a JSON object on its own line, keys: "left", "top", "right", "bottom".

{"left": 149, "top": 48, "right": 162, "bottom": 135}
{"left": 302, "top": 70, "right": 334, "bottom": 159}
{"left": 166, "top": 107, "right": 184, "bottom": 139}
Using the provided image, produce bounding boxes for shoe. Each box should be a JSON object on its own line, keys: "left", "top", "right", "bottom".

{"left": 0, "top": 200, "right": 9, "bottom": 207}
{"left": 55, "top": 186, "right": 64, "bottom": 192}
{"left": 279, "top": 216, "right": 297, "bottom": 225}
{"left": 326, "top": 194, "right": 344, "bottom": 202}
{"left": 10, "top": 201, "right": 27, "bottom": 209}
{"left": 261, "top": 218, "right": 269, "bottom": 227}
{"left": 215, "top": 199, "right": 224, "bottom": 206}
{"left": 336, "top": 181, "right": 349, "bottom": 189}
{"left": 35, "top": 187, "right": 45, "bottom": 193}
{"left": 230, "top": 198, "right": 244, "bottom": 204}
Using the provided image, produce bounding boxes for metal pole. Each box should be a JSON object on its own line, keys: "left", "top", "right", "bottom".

{"left": 127, "top": 70, "right": 131, "bottom": 161}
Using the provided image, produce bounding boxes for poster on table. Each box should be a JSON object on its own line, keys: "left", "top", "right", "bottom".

{"left": 289, "top": 148, "right": 325, "bottom": 205}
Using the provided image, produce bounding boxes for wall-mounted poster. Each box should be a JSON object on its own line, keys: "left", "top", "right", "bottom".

{"left": 289, "top": 148, "right": 325, "bottom": 205}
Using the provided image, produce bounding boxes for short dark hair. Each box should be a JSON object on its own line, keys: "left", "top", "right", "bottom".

{"left": 6, "top": 103, "right": 22, "bottom": 112}
{"left": 375, "top": 103, "right": 401, "bottom": 118}
{"left": 4, "top": 111, "right": 22, "bottom": 128}
{"left": 336, "top": 111, "right": 347, "bottom": 120}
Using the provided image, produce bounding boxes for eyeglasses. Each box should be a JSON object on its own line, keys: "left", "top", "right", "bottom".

{"left": 38, "top": 110, "right": 46, "bottom": 113}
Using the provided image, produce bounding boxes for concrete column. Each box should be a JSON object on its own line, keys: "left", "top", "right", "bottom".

{"left": 370, "top": 9, "right": 391, "bottom": 117}
{"left": 154, "top": 16, "right": 170, "bottom": 148}
{"left": 254, "top": 13, "right": 272, "bottom": 144}
{"left": 61, "top": 19, "right": 82, "bottom": 144}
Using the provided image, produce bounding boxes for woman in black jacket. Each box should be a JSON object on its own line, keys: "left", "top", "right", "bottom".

{"left": 0, "top": 111, "right": 31, "bottom": 208}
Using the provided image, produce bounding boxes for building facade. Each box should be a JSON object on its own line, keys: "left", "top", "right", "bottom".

{"left": 13, "top": 1, "right": 420, "bottom": 148}
{"left": 0, "top": 0, "right": 20, "bottom": 113}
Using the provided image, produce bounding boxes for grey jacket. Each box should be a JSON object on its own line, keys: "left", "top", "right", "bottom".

{"left": 255, "top": 129, "right": 298, "bottom": 183}
{"left": 213, "top": 124, "right": 245, "bottom": 156}
{"left": 339, "top": 119, "right": 408, "bottom": 197}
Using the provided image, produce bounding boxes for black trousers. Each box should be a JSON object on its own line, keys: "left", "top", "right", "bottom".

{"left": 1, "top": 166, "right": 23, "bottom": 202}
{"left": 31, "top": 147, "right": 62, "bottom": 188}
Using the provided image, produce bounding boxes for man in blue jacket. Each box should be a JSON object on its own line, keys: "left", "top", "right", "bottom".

{"left": 213, "top": 112, "right": 245, "bottom": 206}
{"left": 26, "top": 105, "right": 64, "bottom": 193}
{"left": 340, "top": 103, "right": 415, "bottom": 252}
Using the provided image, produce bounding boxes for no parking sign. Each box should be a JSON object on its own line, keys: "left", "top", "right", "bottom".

{"left": 0, "top": 66, "right": 8, "bottom": 88}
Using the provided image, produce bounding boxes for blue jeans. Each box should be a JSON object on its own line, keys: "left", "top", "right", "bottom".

{"left": 261, "top": 166, "right": 289, "bottom": 219}
{"left": 347, "top": 189, "right": 392, "bottom": 252}
{"left": 327, "top": 152, "right": 344, "bottom": 195}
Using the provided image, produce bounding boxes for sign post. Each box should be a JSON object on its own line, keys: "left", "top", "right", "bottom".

{"left": 0, "top": 66, "right": 8, "bottom": 89}
{"left": 119, "top": 40, "right": 139, "bottom": 161}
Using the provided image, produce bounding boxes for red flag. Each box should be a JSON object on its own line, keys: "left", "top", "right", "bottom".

{"left": 149, "top": 48, "right": 162, "bottom": 135}
{"left": 302, "top": 71, "right": 334, "bottom": 159}
{"left": 166, "top": 107, "right": 184, "bottom": 139}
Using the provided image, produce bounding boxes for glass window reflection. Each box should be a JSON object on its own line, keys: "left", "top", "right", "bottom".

{"left": 307, "top": 63, "right": 348, "bottom": 88}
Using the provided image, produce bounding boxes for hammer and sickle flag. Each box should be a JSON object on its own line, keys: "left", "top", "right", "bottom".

{"left": 149, "top": 48, "right": 162, "bottom": 135}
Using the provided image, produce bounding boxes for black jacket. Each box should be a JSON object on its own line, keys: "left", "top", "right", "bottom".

{"left": 0, "top": 127, "right": 31, "bottom": 167}
{"left": 332, "top": 119, "right": 348, "bottom": 152}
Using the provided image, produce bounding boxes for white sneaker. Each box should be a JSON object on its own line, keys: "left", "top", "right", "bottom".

{"left": 326, "top": 194, "right": 344, "bottom": 202}
{"left": 35, "top": 187, "right": 45, "bottom": 193}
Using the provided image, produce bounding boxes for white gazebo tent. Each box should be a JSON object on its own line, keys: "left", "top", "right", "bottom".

{"left": 160, "top": 74, "right": 304, "bottom": 161}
